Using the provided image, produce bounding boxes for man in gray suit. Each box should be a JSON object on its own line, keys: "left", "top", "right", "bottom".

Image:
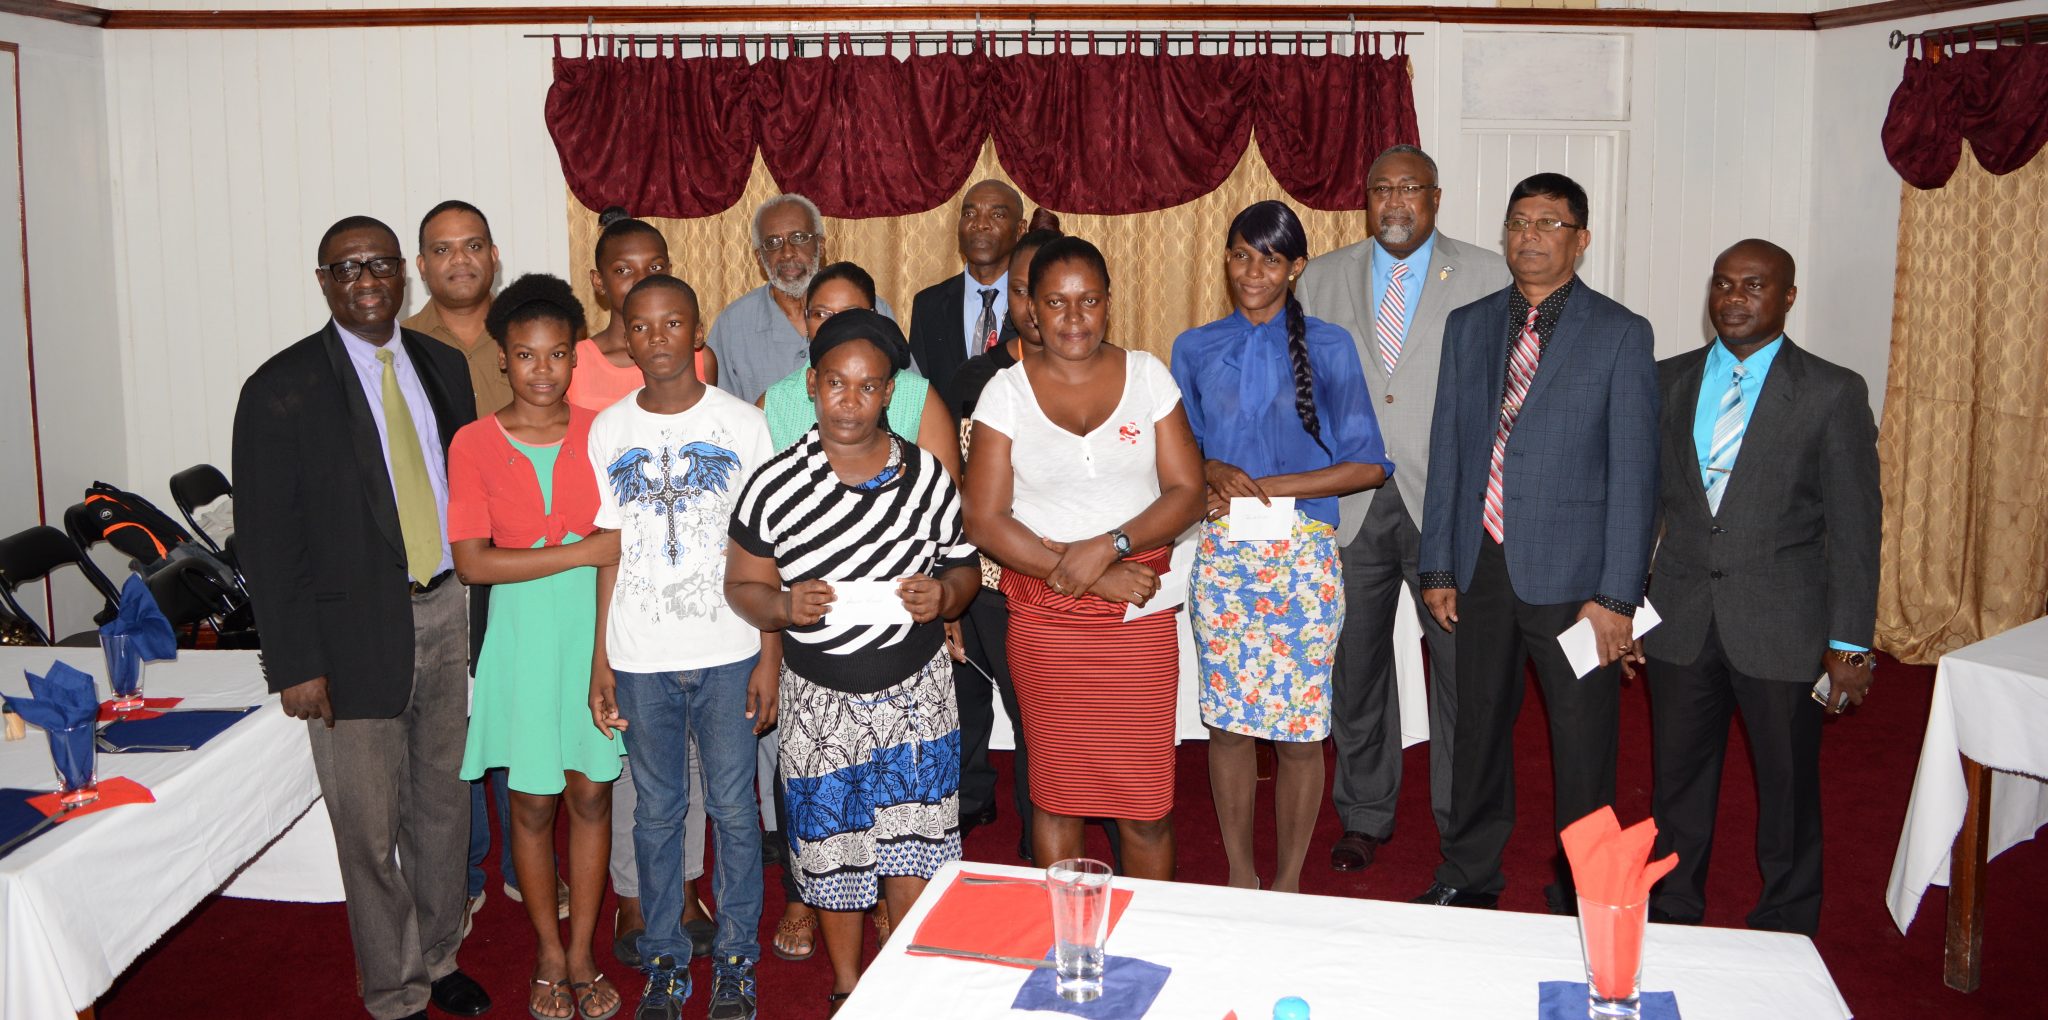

{"left": 1414, "top": 173, "right": 1658, "bottom": 911}
{"left": 1298, "top": 144, "right": 1510, "bottom": 873}
{"left": 1639, "top": 239, "right": 1878, "bottom": 936}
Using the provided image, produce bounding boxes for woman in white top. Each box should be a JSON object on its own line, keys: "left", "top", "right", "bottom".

{"left": 962, "top": 236, "right": 1205, "bottom": 881}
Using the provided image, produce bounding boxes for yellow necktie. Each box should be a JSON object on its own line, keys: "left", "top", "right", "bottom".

{"left": 376, "top": 348, "right": 443, "bottom": 583}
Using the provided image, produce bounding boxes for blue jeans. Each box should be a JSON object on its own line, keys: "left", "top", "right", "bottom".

{"left": 614, "top": 655, "right": 764, "bottom": 965}
{"left": 467, "top": 768, "right": 515, "bottom": 898}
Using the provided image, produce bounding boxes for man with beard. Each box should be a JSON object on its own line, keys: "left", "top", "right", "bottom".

{"left": 1297, "top": 145, "right": 1510, "bottom": 874}
{"left": 709, "top": 193, "right": 895, "bottom": 404}
{"left": 908, "top": 180, "right": 1026, "bottom": 416}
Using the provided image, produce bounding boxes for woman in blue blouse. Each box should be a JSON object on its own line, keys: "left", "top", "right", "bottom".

{"left": 1171, "top": 200, "right": 1394, "bottom": 893}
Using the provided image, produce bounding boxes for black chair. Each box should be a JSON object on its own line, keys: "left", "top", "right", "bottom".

{"left": 168, "top": 464, "right": 233, "bottom": 555}
{"left": 146, "top": 556, "right": 259, "bottom": 649}
{"left": 0, "top": 525, "right": 122, "bottom": 645}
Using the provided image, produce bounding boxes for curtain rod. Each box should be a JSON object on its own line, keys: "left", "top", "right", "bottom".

{"left": 526, "top": 17, "right": 1419, "bottom": 55}
{"left": 1889, "top": 14, "right": 2048, "bottom": 51}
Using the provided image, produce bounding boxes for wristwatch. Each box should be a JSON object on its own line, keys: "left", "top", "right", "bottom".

{"left": 1827, "top": 649, "right": 1874, "bottom": 669}
{"left": 1108, "top": 528, "right": 1133, "bottom": 557}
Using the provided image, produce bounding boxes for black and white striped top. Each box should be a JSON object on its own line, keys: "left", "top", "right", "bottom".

{"left": 728, "top": 427, "right": 978, "bottom": 694}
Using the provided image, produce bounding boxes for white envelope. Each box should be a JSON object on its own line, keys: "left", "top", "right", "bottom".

{"left": 824, "top": 579, "right": 915, "bottom": 627}
{"left": 1227, "top": 497, "right": 1296, "bottom": 542}
{"left": 1124, "top": 539, "right": 1197, "bottom": 623}
{"left": 1558, "top": 598, "right": 1663, "bottom": 678}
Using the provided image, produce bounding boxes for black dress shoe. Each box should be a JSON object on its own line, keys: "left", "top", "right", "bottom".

{"left": 961, "top": 804, "right": 998, "bottom": 832}
{"left": 1328, "top": 830, "right": 1385, "bottom": 873}
{"left": 429, "top": 969, "right": 491, "bottom": 1017}
{"left": 1411, "top": 881, "right": 1499, "bottom": 909}
{"left": 1649, "top": 907, "right": 1699, "bottom": 925}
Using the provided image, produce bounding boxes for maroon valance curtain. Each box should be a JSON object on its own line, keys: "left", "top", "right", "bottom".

{"left": 545, "top": 37, "right": 1418, "bottom": 219}
{"left": 1882, "top": 43, "right": 2048, "bottom": 189}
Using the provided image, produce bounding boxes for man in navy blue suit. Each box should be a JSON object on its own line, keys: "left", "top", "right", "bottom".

{"left": 1412, "top": 174, "right": 1659, "bottom": 911}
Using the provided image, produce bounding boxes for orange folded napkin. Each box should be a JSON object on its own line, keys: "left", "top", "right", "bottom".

{"left": 1561, "top": 806, "right": 1679, "bottom": 1002}
{"left": 98, "top": 697, "right": 184, "bottom": 722}
{"left": 29, "top": 777, "right": 156, "bottom": 821}
{"left": 908, "top": 871, "right": 1134, "bottom": 969}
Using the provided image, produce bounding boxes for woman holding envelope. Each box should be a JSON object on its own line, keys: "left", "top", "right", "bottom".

{"left": 1171, "top": 201, "right": 1392, "bottom": 893}
{"left": 724, "top": 308, "right": 980, "bottom": 1012}
{"left": 962, "top": 236, "right": 1206, "bottom": 881}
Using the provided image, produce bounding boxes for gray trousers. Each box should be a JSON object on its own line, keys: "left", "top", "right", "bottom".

{"left": 307, "top": 578, "right": 470, "bottom": 1020}
{"left": 1330, "top": 477, "right": 1459, "bottom": 840}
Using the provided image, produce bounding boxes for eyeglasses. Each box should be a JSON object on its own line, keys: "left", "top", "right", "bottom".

{"left": 1504, "top": 217, "right": 1581, "bottom": 234}
{"left": 318, "top": 256, "right": 405, "bottom": 282}
{"left": 1369, "top": 184, "right": 1439, "bottom": 199}
{"left": 759, "top": 231, "right": 820, "bottom": 253}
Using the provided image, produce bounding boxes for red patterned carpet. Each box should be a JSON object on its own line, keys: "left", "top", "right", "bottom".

{"left": 100, "top": 655, "right": 2045, "bottom": 1018}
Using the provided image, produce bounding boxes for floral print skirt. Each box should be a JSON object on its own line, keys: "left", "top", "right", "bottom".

{"left": 1191, "top": 513, "right": 1343, "bottom": 742}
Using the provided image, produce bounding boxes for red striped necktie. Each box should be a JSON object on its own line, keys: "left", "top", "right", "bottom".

{"left": 1482, "top": 305, "right": 1543, "bottom": 544}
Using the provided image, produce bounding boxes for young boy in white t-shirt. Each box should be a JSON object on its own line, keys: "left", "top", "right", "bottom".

{"left": 588, "top": 274, "right": 775, "bottom": 1020}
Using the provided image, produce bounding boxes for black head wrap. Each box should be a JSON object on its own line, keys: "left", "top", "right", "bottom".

{"left": 809, "top": 307, "right": 910, "bottom": 376}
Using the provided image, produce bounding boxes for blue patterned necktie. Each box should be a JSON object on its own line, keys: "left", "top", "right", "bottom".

{"left": 1704, "top": 363, "right": 1747, "bottom": 515}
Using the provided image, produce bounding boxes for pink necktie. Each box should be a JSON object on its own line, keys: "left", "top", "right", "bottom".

{"left": 1374, "top": 262, "right": 1410, "bottom": 376}
{"left": 1482, "top": 306, "right": 1543, "bottom": 544}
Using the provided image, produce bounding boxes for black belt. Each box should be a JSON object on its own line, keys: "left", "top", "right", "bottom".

{"left": 409, "top": 569, "right": 455, "bottom": 597}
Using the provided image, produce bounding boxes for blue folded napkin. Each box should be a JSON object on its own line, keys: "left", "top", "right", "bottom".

{"left": 3, "top": 663, "right": 100, "bottom": 790}
{"left": 98, "top": 706, "right": 258, "bottom": 752}
{"left": 0, "top": 788, "right": 51, "bottom": 857}
{"left": 1538, "top": 981, "right": 1681, "bottom": 1019}
{"left": 1011, "top": 953, "right": 1171, "bottom": 1018}
{"left": 102, "top": 574, "right": 178, "bottom": 662}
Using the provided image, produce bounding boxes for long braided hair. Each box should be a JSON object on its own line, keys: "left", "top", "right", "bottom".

{"left": 1226, "top": 200, "right": 1325, "bottom": 454}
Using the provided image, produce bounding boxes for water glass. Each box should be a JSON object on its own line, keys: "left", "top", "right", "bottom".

{"left": 51, "top": 720, "right": 99, "bottom": 808}
{"left": 1577, "top": 895, "right": 1648, "bottom": 1019}
{"left": 1046, "top": 857, "right": 1114, "bottom": 1003}
{"left": 102, "top": 633, "right": 145, "bottom": 713}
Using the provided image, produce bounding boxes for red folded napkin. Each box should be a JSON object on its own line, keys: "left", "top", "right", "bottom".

{"left": 908, "top": 871, "right": 1135, "bottom": 969}
{"left": 98, "top": 697, "right": 183, "bottom": 722}
{"left": 1561, "top": 807, "right": 1679, "bottom": 1001}
{"left": 29, "top": 777, "right": 156, "bottom": 821}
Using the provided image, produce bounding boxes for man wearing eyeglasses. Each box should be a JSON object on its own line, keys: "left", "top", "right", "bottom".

{"left": 708, "top": 193, "right": 895, "bottom": 404}
{"left": 1412, "top": 173, "right": 1658, "bottom": 914}
{"left": 908, "top": 179, "right": 1025, "bottom": 417}
{"left": 233, "top": 216, "right": 488, "bottom": 1020}
{"left": 1298, "top": 144, "right": 1511, "bottom": 876}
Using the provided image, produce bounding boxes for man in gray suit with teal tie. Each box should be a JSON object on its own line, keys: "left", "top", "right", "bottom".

{"left": 1298, "top": 145, "right": 1511, "bottom": 873}
{"left": 1414, "top": 173, "right": 1659, "bottom": 911}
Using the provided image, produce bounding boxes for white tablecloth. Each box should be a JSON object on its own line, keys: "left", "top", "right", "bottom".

{"left": 0, "top": 648, "right": 322, "bottom": 1019}
{"left": 841, "top": 861, "right": 1852, "bottom": 1019}
{"left": 1885, "top": 615, "right": 2048, "bottom": 933}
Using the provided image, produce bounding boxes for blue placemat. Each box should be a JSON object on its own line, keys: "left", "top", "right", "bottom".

{"left": 1011, "top": 953, "right": 1171, "bottom": 1018}
{"left": 1538, "top": 981, "right": 1681, "bottom": 1019}
{"left": 0, "top": 787, "right": 54, "bottom": 858}
{"left": 98, "top": 707, "right": 258, "bottom": 752}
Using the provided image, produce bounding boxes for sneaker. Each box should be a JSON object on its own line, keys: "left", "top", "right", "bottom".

{"left": 503, "top": 875, "right": 573, "bottom": 920}
{"left": 635, "top": 955, "right": 689, "bottom": 1020}
{"left": 707, "top": 956, "right": 758, "bottom": 1020}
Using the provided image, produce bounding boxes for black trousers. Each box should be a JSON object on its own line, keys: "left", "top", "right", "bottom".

{"left": 1647, "top": 623, "right": 1825, "bottom": 934}
{"left": 956, "top": 586, "right": 1032, "bottom": 837}
{"left": 1436, "top": 537, "right": 1619, "bottom": 897}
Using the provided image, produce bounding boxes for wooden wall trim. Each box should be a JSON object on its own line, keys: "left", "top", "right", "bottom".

{"left": 0, "top": 0, "right": 106, "bottom": 28}
{"left": 1811, "top": 0, "right": 2015, "bottom": 31}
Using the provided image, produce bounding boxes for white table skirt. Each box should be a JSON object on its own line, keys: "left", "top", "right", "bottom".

{"left": 1885, "top": 615, "right": 2048, "bottom": 933}
{"left": 0, "top": 648, "right": 323, "bottom": 1018}
{"left": 840, "top": 861, "right": 1852, "bottom": 1019}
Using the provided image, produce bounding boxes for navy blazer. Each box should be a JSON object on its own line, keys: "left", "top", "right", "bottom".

{"left": 908, "top": 272, "right": 1018, "bottom": 418}
{"left": 1420, "top": 280, "right": 1659, "bottom": 606}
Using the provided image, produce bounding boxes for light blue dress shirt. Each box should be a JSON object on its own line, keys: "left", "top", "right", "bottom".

{"left": 958, "top": 266, "right": 1009, "bottom": 360}
{"left": 1691, "top": 335, "right": 1862, "bottom": 652}
{"left": 1368, "top": 232, "right": 1437, "bottom": 352}
{"left": 335, "top": 321, "right": 454, "bottom": 580}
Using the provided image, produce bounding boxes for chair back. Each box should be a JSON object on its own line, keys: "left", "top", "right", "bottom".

{"left": 168, "top": 464, "right": 233, "bottom": 553}
{"left": 0, "top": 525, "right": 121, "bottom": 644}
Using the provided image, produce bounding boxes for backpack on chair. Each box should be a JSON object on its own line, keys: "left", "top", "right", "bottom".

{"left": 80, "top": 481, "right": 196, "bottom": 569}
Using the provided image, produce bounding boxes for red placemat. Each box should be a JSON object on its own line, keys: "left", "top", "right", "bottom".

{"left": 29, "top": 777, "right": 155, "bottom": 821}
{"left": 98, "top": 697, "right": 183, "bottom": 722}
{"left": 908, "top": 871, "right": 1134, "bottom": 969}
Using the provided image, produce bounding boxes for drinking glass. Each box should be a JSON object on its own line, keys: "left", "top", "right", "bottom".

{"left": 1046, "top": 857, "right": 1114, "bottom": 1003}
{"left": 51, "top": 720, "right": 99, "bottom": 808}
{"left": 1577, "top": 895, "right": 1649, "bottom": 1019}
{"left": 102, "top": 633, "right": 145, "bottom": 713}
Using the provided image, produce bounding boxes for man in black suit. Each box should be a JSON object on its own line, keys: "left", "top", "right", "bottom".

{"left": 1639, "top": 239, "right": 1879, "bottom": 936}
{"left": 233, "top": 216, "right": 489, "bottom": 1020}
{"left": 909, "top": 179, "right": 1025, "bottom": 416}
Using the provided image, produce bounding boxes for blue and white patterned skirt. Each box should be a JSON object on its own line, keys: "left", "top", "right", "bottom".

{"left": 778, "top": 648, "right": 962, "bottom": 911}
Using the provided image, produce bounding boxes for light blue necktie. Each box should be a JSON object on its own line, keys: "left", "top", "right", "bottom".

{"left": 1704, "top": 364, "right": 1747, "bottom": 515}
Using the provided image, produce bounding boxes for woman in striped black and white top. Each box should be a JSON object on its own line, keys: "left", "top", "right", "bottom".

{"left": 724, "top": 308, "right": 980, "bottom": 1010}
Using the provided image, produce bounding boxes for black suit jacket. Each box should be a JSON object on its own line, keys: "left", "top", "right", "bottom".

{"left": 232, "top": 324, "right": 476, "bottom": 718}
{"left": 1643, "top": 339, "right": 1880, "bottom": 681}
{"left": 909, "top": 272, "right": 1017, "bottom": 418}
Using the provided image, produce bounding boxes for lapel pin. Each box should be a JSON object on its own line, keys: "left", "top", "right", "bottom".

{"left": 1439, "top": 267, "right": 1453, "bottom": 281}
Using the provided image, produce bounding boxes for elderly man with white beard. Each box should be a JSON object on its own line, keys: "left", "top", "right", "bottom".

{"left": 1296, "top": 145, "right": 1512, "bottom": 875}
{"left": 708, "top": 193, "right": 897, "bottom": 404}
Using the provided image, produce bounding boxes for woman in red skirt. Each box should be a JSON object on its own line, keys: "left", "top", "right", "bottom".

{"left": 963, "top": 236, "right": 1206, "bottom": 880}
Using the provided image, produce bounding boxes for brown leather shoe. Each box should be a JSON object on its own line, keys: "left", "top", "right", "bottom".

{"left": 1329, "top": 830, "right": 1385, "bottom": 872}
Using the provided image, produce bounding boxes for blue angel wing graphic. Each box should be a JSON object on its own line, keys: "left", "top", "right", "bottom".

{"left": 676, "top": 442, "right": 742, "bottom": 493}
{"left": 606, "top": 448, "right": 656, "bottom": 504}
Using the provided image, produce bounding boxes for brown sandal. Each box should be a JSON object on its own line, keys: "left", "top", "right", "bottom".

{"left": 773, "top": 906, "right": 817, "bottom": 961}
{"left": 569, "top": 975, "right": 620, "bottom": 1020}
{"left": 527, "top": 977, "right": 573, "bottom": 1020}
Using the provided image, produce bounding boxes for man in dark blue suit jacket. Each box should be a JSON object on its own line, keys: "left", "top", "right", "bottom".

{"left": 1413, "top": 174, "right": 1659, "bottom": 910}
